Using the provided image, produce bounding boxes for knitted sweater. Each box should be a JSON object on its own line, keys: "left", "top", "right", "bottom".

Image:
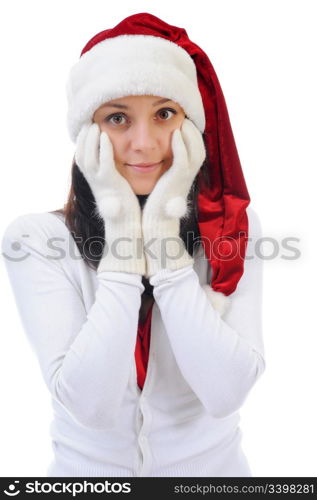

{"left": 1, "top": 206, "right": 265, "bottom": 477}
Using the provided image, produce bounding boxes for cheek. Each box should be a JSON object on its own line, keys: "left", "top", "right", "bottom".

{"left": 176, "top": 114, "right": 186, "bottom": 126}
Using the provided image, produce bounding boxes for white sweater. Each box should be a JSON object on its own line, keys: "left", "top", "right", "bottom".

{"left": 1, "top": 206, "right": 265, "bottom": 477}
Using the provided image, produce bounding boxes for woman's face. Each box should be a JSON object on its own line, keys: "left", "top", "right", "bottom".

{"left": 92, "top": 95, "right": 186, "bottom": 194}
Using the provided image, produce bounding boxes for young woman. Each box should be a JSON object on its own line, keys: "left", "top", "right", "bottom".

{"left": 1, "top": 12, "right": 265, "bottom": 477}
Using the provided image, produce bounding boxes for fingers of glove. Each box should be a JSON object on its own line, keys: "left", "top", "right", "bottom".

{"left": 171, "top": 127, "right": 189, "bottom": 173}
{"left": 180, "top": 118, "right": 206, "bottom": 173}
{"left": 98, "top": 131, "right": 126, "bottom": 188}
{"left": 84, "top": 122, "right": 101, "bottom": 173}
{"left": 75, "top": 121, "right": 92, "bottom": 173}
{"left": 143, "top": 128, "right": 191, "bottom": 212}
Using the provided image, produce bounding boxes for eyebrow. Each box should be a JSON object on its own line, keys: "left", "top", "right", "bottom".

{"left": 99, "top": 98, "right": 173, "bottom": 110}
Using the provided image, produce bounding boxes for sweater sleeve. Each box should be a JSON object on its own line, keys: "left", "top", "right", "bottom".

{"left": 1, "top": 213, "right": 144, "bottom": 430}
{"left": 149, "top": 207, "right": 265, "bottom": 418}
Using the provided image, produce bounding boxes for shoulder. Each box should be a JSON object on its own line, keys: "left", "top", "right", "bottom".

{"left": 2, "top": 211, "right": 67, "bottom": 241}
{"left": 246, "top": 205, "right": 262, "bottom": 238}
{"left": 245, "top": 205, "right": 263, "bottom": 257}
{"left": 1, "top": 211, "right": 72, "bottom": 261}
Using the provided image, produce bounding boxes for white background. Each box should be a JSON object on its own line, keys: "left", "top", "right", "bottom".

{"left": 0, "top": 0, "right": 316, "bottom": 477}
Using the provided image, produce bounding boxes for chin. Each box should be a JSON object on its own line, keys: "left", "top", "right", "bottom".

{"left": 128, "top": 175, "right": 160, "bottom": 195}
{"left": 133, "top": 186, "right": 153, "bottom": 195}
{"left": 123, "top": 164, "right": 170, "bottom": 194}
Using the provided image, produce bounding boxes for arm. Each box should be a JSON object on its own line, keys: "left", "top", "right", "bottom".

{"left": 149, "top": 207, "right": 265, "bottom": 418}
{"left": 1, "top": 213, "right": 144, "bottom": 430}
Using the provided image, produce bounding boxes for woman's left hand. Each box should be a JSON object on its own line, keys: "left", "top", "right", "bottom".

{"left": 142, "top": 118, "right": 206, "bottom": 278}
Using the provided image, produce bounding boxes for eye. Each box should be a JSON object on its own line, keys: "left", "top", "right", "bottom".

{"left": 105, "top": 113, "right": 127, "bottom": 125}
{"left": 104, "top": 107, "right": 177, "bottom": 126}
{"left": 157, "top": 108, "right": 177, "bottom": 120}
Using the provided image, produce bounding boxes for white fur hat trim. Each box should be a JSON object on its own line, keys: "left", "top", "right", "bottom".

{"left": 66, "top": 34, "right": 206, "bottom": 143}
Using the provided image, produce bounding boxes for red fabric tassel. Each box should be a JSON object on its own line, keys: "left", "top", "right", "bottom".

{"left": 134, "top": 302, "right": 154, "bottom": 390}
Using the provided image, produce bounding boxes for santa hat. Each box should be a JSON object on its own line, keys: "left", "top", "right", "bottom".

{"left": 66, "top": 12, "right": 250, "bottom": 317}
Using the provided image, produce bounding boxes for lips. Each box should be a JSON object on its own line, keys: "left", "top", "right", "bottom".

{"left": 126, "top": 161, "right": 163, "bottom": 173}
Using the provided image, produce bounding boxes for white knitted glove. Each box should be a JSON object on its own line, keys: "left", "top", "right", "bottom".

{"left": 75, "top": 121, "right": 146, "bottom": 275}
{"left": 142, "top": 118, "right": 206, "bottom": 278}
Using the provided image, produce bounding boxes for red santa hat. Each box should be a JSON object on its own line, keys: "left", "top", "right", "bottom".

{"left": 66, "top": 12, "right": 250, "bottom": 313}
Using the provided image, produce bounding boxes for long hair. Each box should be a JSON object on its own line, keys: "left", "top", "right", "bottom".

{"left": 53, "top": 133, "right": 212, "bottom": 295}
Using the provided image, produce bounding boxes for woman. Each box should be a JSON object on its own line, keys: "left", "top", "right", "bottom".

{"left": 1, "top": 12, "right": 265, "bottom": 477}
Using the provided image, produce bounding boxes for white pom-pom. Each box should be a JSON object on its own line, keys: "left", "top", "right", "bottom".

{"left": 202, "top": 285, "right": 231, "bottom": 317}
{"left": 165, "top": 196, "right": 188, "bottom": 218}
{"left": 97, "top": 196, "right": 121, "bottom": 219}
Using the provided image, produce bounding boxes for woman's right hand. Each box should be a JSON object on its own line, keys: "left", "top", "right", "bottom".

{"left": 75, "top": 121, "right": 146, "bottom": 275}
{"left": 75, "top": 121, "right": 139, "bottom": 221}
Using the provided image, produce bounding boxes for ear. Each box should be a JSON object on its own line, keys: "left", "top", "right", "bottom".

{"left": 201, "top": 284, "right": 231, "bottom": 317}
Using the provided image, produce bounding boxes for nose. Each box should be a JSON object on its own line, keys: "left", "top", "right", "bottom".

{"left": 128, "top": 121, "right": 158, "bottom": 152}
